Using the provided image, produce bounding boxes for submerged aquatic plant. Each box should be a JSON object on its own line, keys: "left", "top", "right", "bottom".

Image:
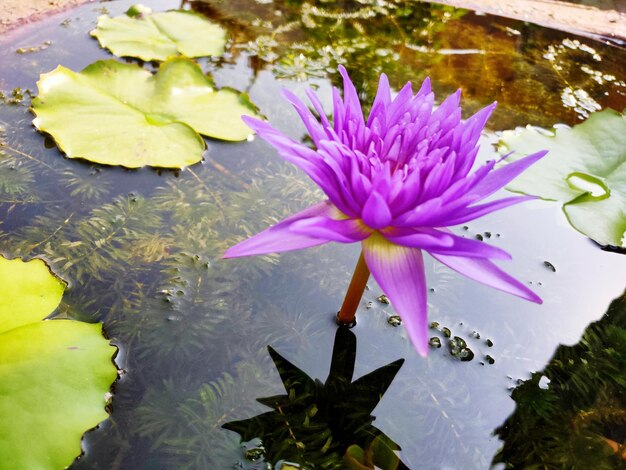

{"left": 225, "top": 66, "right": 545, "bottom": 355}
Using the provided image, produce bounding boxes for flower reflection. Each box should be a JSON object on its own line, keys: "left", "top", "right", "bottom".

{"left": 223, "top": 327, "right": 408, "bottom": 469}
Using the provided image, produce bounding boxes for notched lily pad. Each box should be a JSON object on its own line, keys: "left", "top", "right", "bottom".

{"left": 31, "top": 58, "right": 259, "bottom": 168}
{"left": 500, "top": 109, "right": 626, "bottom": 248}
{"left": 0, "top": 255, "right": 117, "bottom": 469}
{"left": 91, "top": 4, "right": 227, "bottom": 61}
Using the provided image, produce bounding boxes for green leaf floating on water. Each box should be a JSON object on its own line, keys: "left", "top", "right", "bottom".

{"left": 0, "top": 256, "right": 117, "bottom": 469}
{"left": 31, "top": 58, "right": 258, "bottom": 168}
{"left": 500, "top": 109, "right": 626, "bottom": 248}
{"left": 91, "top": 4, "right": 227, "bottom": 61}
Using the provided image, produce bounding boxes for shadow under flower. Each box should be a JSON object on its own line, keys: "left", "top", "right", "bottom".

{"left": 223, "top": 326, "right": 409, "bottom": 469}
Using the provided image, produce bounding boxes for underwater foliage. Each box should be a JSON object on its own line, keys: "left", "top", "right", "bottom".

{"left": 500, "top": 108, "right": 626, "bottom": 249}
{"left": 0, "top": 255, "right": 116, "bottom": 469}
{"left": 195, "top": 0, "right": 626, "bottom": 130}
{"left": 494, "top": 290, "right": 626, "bottom": 468}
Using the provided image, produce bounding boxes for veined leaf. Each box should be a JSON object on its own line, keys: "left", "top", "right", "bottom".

{"left": 91, "top": 4, "right": 227, "bottom": 61}
{"left": 31, "top": 58, "right": 259, "bottom": 168}
{"left": 0, "top": 256, "right": 117, "bottom": 469}
{"left": 500, "top": 109, "right": 626, "bottom": 248}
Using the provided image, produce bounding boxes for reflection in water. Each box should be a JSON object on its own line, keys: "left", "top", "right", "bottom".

{"left": 494, "top": 290, "right": 626, "bottom": 468}
{"left": 224, "top": 327, "right": 408, "bottom": 469}
{"left": 193, "top": 0, "right": 626, "bottom": 129}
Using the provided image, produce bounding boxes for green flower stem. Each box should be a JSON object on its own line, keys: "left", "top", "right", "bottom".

{"left": 337, "top": 251, "right": 370, "bottom": 326}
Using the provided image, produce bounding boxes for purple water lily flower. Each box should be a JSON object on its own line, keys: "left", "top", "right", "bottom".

{"left": 225, "top": 66, "right": 546, "bottom": 356}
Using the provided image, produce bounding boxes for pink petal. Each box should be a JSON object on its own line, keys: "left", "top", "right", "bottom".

{"left": 290, "top": 216, "right": 372, "bottom": 243}
{"left": 338, "top": 65, "right": 365, "bottom": 129}
{"left": 431, "top": 253, "right": 542, "bottom": 303}
{"left": 363, "top": 235, "right": 429, "bottom": 356}
{"left": 436, "top": 195, "right": 536, "bottom": 226}
{"left": 223, "top": 202, "right": 334, "bottom": 258}
{"left": 305, "top": 88, "right": 331, "bottom": 129}
{"left": 381, "top": 227, "right": 455, "bottom": 250}
{"left": 385, "top": 228, "right": 511, "bottom": 260}
{"left": 361, "top": 191, "right": 393, "bottom": 229}
{"left": 367, "top": 72, "right": 392, "bottom": 127}
{"left": 281, "top": 89, "right": 327, "bottom": 145}
{"left": 242, "top": 117, "right": 356, "bottom": 216}
{"left": 468, "top": 150, "right": 548, "bottom": 200}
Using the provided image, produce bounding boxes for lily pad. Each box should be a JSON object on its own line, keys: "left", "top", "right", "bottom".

{"left": 91, "top": 4, "right": 227, "bottom": 61}
{"left": 32, "top": 58, "right": 259, "bottom": 168}
{"left": 500, "top": 109, "right": 626, "bottom": 248}
{"left": 0, "top": 256, "right": 117, "bottom": 469}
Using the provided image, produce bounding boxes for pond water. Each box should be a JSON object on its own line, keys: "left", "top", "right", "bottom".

{"left": 0, "top": 0, "right": 625, "bottom": 468}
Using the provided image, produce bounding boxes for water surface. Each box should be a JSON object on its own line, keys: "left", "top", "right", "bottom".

{"left": 0, "top": 1, "right": 624, "bottom": 468}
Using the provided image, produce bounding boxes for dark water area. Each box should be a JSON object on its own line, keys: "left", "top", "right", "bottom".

{"left": 0, "top": 0, "right": 625, "bottom": 468}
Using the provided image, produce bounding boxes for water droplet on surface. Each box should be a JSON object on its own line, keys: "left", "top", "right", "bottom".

{"left": 449, "top": 336, "right": 473, "bottom": 361}
{"left": 452, "top": 336, "right": 466, "bottom": 349}
{"left": 166, "top": 315, "right": 181, "bottom": 321}
{"left": 485, "top": 339, "right": 494, "bottom": 347}
{"left": 475, "top": 234, "right": 484, "bottom": 241}
{"left": 430, "top": 321, "right": 439, "bottom": 329}
{"left": 484, "top": 231, "right": 492, "bottom": 238}
{"left": 543, "top": 261, "right": 556, "bottom": 272}
{"left": 429, "top": 337, "right": 442, "bottom": 348}
{"left": 387, "top": 315, "right": 402, "bottom": 326}
{"left": 365, "top": 301, "right": 373, "bottom": 309}
{"left": 442, "top": 327, "right": 451, "bottom": 338}
{"left": 485, "top": 355, "right": 495, "bottom": 365}
{"left": 377, "top": 294, "right": 390, "bottom": 304}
